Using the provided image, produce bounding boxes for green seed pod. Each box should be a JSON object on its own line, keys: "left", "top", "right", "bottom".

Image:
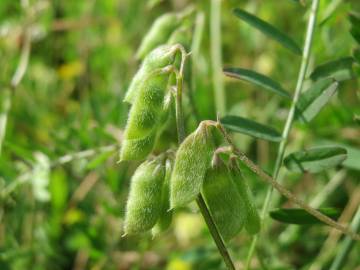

{"left": 170, "top": 123, "right": 215, "bottom": 208}
{"left": 120, "top": 130, "right": 156, "bottom": 161}
{"left": 154, "top": 92, "right": 177, "bottom": 152}
{"left": 230, "top": 158, "right": 261, "bottom": 235}
{"left": 167, "top": 27, "right": 192, "bottom": 51}
{"left": 124, "top": 158, "right": 166, "bottom": 234}
{"left": 120, "top": 68, "right": 172, "bottom": 161}
{"left": 202, "top": 158, "right": 247, "bottom": 241}
{"left": 152, "top": 159, "right": 173, "bottom": 236}
{"left": 124, "top": 73, "right": 168, "bottom": 139}
{"left": 136, "top": 13, "right": 180, "bottom": 59}
{"left": 124, "top": 45, "right": 180, "bottom": 104}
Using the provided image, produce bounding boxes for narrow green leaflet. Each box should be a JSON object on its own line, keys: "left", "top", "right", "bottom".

{"left": 350, "top": 25, "right": 360, "bottom": 45}
{"left": 296, "top": 78, "right": 338, "bottom": 122}
{"left": 349, "top": 12, "right": 360, "bottom": 28}
{"left": 233, "top": 8, "right": 302, "bottom": 55}
{"left": 221, "top": 115, "right": 282, "bottom": 142}
{"left": 343, "top": 145, "right": 360, "bottom": 171}
{"left": 270, "top": 208, "right": 341, "bottom": 225}
{"left": 353, "top": 47, "right": 360, "bottom": 64}
{"left": 309, "top": 57, "right": 355, "bottom": 82}
{"left": 224, "top": 67, "right": 291, "bottom": 99}
{"left": 316, "top": 141, "right": 360, "bottom": 171}
{"left": 284, "top": 146, "right": 347, "bottom": 173}
{"left": 355, "top": 115, "right": 360, "bottom": 126}
{"left": 349, "top": 12, "right": 360, "bottom": 44}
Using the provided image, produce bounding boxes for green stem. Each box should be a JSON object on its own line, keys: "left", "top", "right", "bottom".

{"left": 329, "top": 206, "right": 360, "bottom": 270}
{"left": 0, "top": 88, "right": 12, "bottom": 156}
{"left": 0, "top": 29, "right": 31, "bottom": 156}
{"left": 246, "top": 0, "right": 320, "bottom": 267}
{"left": 216, "top": 123, "right": 360, "bottom": 241}
{"left": 279, "top": 170, "right": 347, "bottom": 245}
{"left": 189, "top": 11, "right": 205, "bottom": 122}
{"left": 210, "top": 0, "right": 226, "bottom": 116}
{"left": 175, "top": 50, "right": 236, "bottom": 270}
{"left": 196, "top": 195, "right": 236, "bottom": 270}
{"left": 1, "top": 144, "right": 117, "bottom": 199}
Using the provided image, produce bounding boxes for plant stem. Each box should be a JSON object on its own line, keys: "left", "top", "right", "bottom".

{"left": 329, "top": 203, "right": 360, "bottom": 270}
{"left": 196, "top": 195, "right": 236, "bottom": 270}
{"left": 0, "top": 29, "right": 31, "bottom": 156}
{"left": 175, "top": 73, "right": 186, "bottom": 143}
{"left": 246, "top": 0, "right": 320, "bottom": 267}
{"left": 1, "top": 144, "right": 118, "bottom": 199}
{"left": 210, "top": 0, "right": 226, "bottom": 116}
{"left": 189, "top": 11, "right": 205, "bottom": 122}
{"left": 279, "top": 170, "right": 347, "bottom": 245}
{"left": 216, "top": 123, "right": 360, "bottom": 241}
{"left": 175, "top": 49, "right": 236, "bottom": 270}
{"left": 308, "top": 185, "right": 360, "bottom": 270}
{"left": 0, "top": 88, "right": 12, "bottom": 156}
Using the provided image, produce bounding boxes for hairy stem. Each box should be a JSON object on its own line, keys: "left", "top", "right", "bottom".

{"left": 175, "top": 48, "right": 236, "bottom": 270}
{"left": 210, "top": 0, "right": 226, "bottom": 116}
{"left": 216, "top": 123, "right": 360, "bottom": 241}
{"left": 279, "top": 170, "right": 347, "bottom": 244}
{"left": 246, "top": 0, "right": 320, "bottom": 267}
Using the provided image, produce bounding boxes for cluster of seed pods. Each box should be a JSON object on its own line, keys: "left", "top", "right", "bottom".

{"left": 121, "top": 11, "right": 260, "bottom": 240}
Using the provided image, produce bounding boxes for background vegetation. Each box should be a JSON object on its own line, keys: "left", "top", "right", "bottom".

{"left": 0, "top": 0, "right": 359, "bottom": 269}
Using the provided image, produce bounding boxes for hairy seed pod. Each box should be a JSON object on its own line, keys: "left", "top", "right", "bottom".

{"left": 152, "top": 159, "right": 173, "bottom": 236}
{"left": 170, "top": 123, "right": 214, "bottom": 208}
{"left": 120, "top": 130, "right": 156, "bottom": 161}
{"left": 124, "top": 45, "right": 180, "bottom": 104}
{"left": 124, "top": 159, "right": 166, "bottom": 234}
{"left": 120, "top": 69, "right": 171, "bottom": 161}
{"left": 202, "top": 159, "right": 247, "bottom": 241}
{"left": 136, "top": 13, "right": 180, "bottom": 59}
{"left": 154, "top": 92, "right": 177, "bottom": 152}
{"left": 230, "top": 158, "right": 261, "bottom": 235}
{"left": 167, "top": 27, "right": 192, "bottom": 51}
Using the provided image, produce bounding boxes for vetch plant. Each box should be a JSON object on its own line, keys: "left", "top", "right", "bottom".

{"left": 2, "top": 1, "right": 360, "bottom": 269}
{"left": 120, "top": 2, "right": 360, "bottom": 269}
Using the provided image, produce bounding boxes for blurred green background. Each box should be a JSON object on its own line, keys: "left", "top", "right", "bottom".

{"left": 0, "top": 0, "right": 359, "bottom": 269}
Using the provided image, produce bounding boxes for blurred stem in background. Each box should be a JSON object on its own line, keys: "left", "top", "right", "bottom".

{"left": 329, "top": 205, "right": 360, "bottom": 270}
{"left": 190, "top": 11, "right": 205, "bottom": 122}
{"left": 1, "top": 144, "right": 117, "bottom": 199}
{"left": 0, "top": 88, "right": 12, "bottom": 156}
{"left": 0, "top": 28, "right": 31, "bottom": 156}
{"left": 210, "top": 0, "right": 226, "bottom": 116}
{"left": 246, "top": 0, "right": 320, "bottom": 268}
{"left": 279, "top": 170, "right": 347, "bottom": 245}
{"left": 308, "top": 184, "right": 360, "bottom": 270}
